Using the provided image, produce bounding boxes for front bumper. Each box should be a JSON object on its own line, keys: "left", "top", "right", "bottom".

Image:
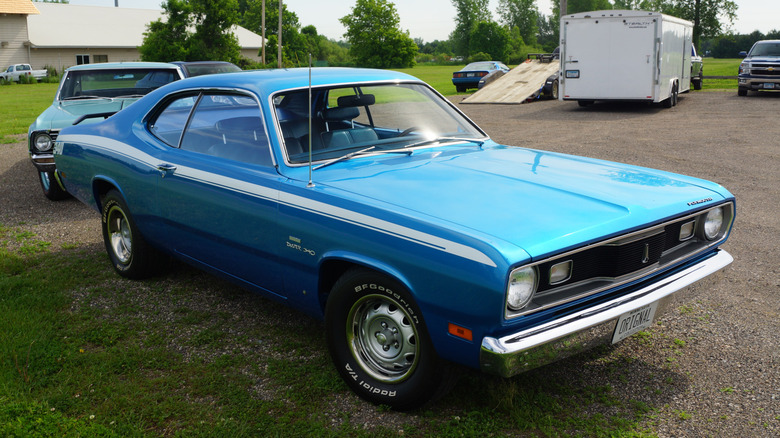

{"left": 480, "top": 249, "right": 732, "bottom": 377}
{"left": 738, "top": 76, "right": 780, "bottom": 90}
{"left": 30, "top": 152, "right": 56, "bottom": 172}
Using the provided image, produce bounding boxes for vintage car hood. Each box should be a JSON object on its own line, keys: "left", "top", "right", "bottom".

{"left": 311, "top": 145, "right": 731, "bottom": 260}
{"left": 31, "top": 99, "right": 138, "bottom": 131}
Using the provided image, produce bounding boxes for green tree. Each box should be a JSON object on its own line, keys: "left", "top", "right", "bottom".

{"left": 498, "top": 0, "right": 539, "bottom": 46}
{"left": 188, "top": 0, "right": 242, "bottom": 63}
{"left": 469, "top": 21, "right": 510, "bottom": 61}
{"left": 340, "top": 0, "right": 417, "bottom": 68}
{"left": 451, "top": 0, "right": 492, "bottom": 57}
{"left": 139, "top": 0, "right": 192, "bottom": 62}
{"left": 641, "top": 0, "right": 737, "bottom": 48}
{"left": 140, "top": 0, "right": 242, "bottom": 64}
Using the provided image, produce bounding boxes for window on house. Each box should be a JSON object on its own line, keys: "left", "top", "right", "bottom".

{"left": 93, "top": 55, "right": 108, "bottom": 63}
{"left": 76, "top": 55, "right": 90, "bottom": 65}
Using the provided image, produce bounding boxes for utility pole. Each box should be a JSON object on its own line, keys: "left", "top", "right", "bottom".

{"left": 278, "top": 0, "right": 283, "bottom": 68}
{"left": 560, "top": 0, "right": 567, "bottom": 15}
{"left": 261, "top": 0, "right": 266, "bottom": 64}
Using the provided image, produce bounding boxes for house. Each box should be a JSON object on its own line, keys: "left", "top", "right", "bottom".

{"left": 0, "top": 0, "right": 40, "bottom": 70}
{"left": 1, "top": 1, "right": 264, "bottom": 73}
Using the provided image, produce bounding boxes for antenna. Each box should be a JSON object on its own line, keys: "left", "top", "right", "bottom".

{"left": 306, "top": 53, "right": 315, "bottom": 188}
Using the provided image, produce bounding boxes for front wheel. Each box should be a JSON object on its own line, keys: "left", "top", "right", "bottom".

{"left": 39, "top": 170, "right": 70, "bottom": 201}
{"left": 737, "top": 88, "right": 748, "bottom": 96}
{"left": 101, "top": 190, "right": 164, "bottom": 279}
{"left": 325, "top": 268, "right": 455, "bottom": 410}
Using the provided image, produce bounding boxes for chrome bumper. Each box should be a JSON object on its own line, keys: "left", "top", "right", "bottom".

{"left": 480, "top": 250, "right": 732, "bottom": 377}
{"left": 30, "top": 153, "right": 56, "bottom": 172}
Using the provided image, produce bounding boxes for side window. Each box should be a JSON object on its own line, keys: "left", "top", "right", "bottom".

{"left": 181, "top": 94, "right": 272, "bottom": 167}
{"left": 149, "top": 95, "right": 198, "bottom": 147}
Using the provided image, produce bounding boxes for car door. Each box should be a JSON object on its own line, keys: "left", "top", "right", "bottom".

{"left": 149, "top": 91, "right": 284, "bottom": 296}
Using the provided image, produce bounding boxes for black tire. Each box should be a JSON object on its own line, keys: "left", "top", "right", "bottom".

{"left": 39, "top": 170, "right": 70, "bottom": 201}
{"left": 325, "top": 268, "right": 455, "bottom": 410}
{"left": 550, "top": 79, "right": 559, "bottom": 100}
{"left": 737, "top": 88, "right": 748, "bottom": 96}
{"left": 101, "top": 190, "right": 164, "bottom": 279}
{"left": 663, "top": 84, "right": 678, "bottom": 108}
{"left": 693, "top": 78, "right": 703, "bottom": 90}
{"left": 455, "top": 85, "right": 465, "bottom": 93}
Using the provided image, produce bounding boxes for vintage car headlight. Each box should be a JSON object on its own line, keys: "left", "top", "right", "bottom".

{"left": 34, "top": 132, "right": 54, "bottom": 152}
{"left": 703, "top": 207, "right": 724, "bottom": 240}
{"left": 507, "top": 266, "right": 538, "bottom": 310}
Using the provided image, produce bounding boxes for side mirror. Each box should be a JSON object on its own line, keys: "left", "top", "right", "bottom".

{"left": 738, "top": 51, "right": 747, "bottom": 57}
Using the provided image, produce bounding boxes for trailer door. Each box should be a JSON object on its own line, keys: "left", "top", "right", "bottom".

{"left": 562, "top": 16, "right": 657, "bottom": 100}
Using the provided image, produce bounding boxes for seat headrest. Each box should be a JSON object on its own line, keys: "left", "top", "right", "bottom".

{"left": 216, "top": 116, "right": 262, "bottom": 133}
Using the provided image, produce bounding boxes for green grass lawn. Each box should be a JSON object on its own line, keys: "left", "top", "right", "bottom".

{"left": 700, "top": 58, "right": 740, "bottom": 91}
{"left": 0, "top": 82, "right": 58, "bottom": 143}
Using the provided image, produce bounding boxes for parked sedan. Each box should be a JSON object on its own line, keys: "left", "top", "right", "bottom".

{"left": 54, "top": 68, "right": 735, "bottom": 410}
{"left": 28, "top": 62, "right": 184, "bottom": 200}
{"left": 452, "top": 61, "right": 510, "bottom": 92}
{"left": 170, "top": 61, "right": 242, "bottom": 77}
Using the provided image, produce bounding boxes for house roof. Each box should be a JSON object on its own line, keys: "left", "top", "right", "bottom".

{"left": 27, "top": 3, "right": 264, "bottom": 50}
{"left": 0, "top": 0, "right": 40, "bottom": 15}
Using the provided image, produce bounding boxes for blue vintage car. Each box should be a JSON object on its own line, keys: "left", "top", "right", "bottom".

{"left": 28, "top": 62, "right": 184, "bottom": 200}
{"left": 53, "top": 68, "right": 735, "bottom": 410}
{"left": 452, "top": 61, "right": 510, "bottom": 92}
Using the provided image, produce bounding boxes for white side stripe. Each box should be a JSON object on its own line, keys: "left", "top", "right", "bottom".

{"left": 60, "top": 134, "right": 497, "bottom": 267}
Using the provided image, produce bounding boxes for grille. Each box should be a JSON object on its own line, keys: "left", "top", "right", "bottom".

{"left": 751, "top": 64, "right": 780, "bottom": 76}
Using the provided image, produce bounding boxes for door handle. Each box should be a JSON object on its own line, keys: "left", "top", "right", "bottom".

{"left": 156, "top": 163, "right": 177, "bottom": 177}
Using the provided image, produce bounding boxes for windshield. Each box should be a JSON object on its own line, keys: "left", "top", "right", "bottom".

{"left": 59, "top": 68, "right": 179, "bottom": 100}
{"left": 749, "top": 42, "right": 780, "bottom": 57}
{"left": 274, "top": 83, "right": 485, "bottom": 164}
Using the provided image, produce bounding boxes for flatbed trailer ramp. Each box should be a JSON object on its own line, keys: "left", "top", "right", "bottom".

{"left": 462, "top": 60, "right": 559, "bottom": 104}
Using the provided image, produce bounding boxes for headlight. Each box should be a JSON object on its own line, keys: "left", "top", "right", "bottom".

{"left": 739, "top": 62, "right": 749, "bottom": 74}
{"left": 703, "top": 207, "right": 724, "bottom": 240}
{"left": 34, "top": 133, "right": 53, "bottom": 152}
{"left": 507, "top": 266, "right": 537, "bottom": 310}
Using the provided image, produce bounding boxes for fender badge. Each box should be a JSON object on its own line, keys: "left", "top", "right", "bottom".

{"left": 687, "top": 197, "right": 713, "bottom": 206}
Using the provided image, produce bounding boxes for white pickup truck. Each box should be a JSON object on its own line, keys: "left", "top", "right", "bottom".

{"left": 1, "top": 64, "right": 48, "bottom": 82}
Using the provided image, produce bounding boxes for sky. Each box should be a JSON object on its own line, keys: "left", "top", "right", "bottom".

{"left": 66, "top": 0, "right": 779, "bottom": 43}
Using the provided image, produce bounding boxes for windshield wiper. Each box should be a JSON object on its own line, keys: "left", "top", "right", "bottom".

{"left": 313, "top": 146, "right": 376, "bottom": 170}
{"left": 400, "top": 136, "right": 487, "bottom": 150}
{"left": 312, "top": 146, "right": 414, "bottom": 171}
{"left": 114, "top": 94, "right": 146, "bottom": 99}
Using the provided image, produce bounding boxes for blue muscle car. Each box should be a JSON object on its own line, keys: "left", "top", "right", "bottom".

{"left": 53, "top": 68, "right": 735, "bottom": 410}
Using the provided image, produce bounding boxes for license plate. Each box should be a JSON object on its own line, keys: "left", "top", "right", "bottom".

{"left": 612, "top": 301, "right": 658, "bottom": 344}
{"left": 763, "top": 83, "right": 775, "bottom": 89}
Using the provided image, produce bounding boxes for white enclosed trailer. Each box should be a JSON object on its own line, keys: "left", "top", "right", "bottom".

{"left": 559, "top": 10, "right": 693, "bottom": 107}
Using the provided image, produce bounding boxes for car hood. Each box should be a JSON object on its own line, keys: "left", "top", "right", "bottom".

{"left": 30, "top": 99, "right": 139, "bottom": 132}
{"left": 309, "top": 144, "right": 732, "bottom": 260}
{"left": 745, "top": 55, "right": 780, "bottom": 62}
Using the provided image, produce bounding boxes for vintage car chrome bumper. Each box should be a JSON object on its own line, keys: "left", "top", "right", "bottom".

{"left": 30, "top": 152, "right": 57, "bottom": 172}
{"left": 480, "top": 249, "right": 733, "bottom": 377}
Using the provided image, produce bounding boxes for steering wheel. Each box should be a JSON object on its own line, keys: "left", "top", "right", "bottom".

{"left": 396, "top": 126, "right": 420, "bottom": 137}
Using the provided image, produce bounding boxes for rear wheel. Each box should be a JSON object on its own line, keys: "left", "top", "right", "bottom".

{"left": 39, "top": 170, "right": 70, "bottom": 201}
{"left": 101, "top": 190, "right": 164, "bottom": 279}
{"left": 549, "top": 80, "right": 559, "bottom": 99}
{"left": 325, "top": 268, "right": 455, "bottom": 410}
{"left": 693, "top": 78, "right": 703, "bottom": 90}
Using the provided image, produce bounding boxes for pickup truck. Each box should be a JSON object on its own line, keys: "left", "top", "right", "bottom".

{"left": 1, "top": 64, "right": 47, "bottom": 82}
{"left": 738, "top": 39, "right": 780, "bottom": 96}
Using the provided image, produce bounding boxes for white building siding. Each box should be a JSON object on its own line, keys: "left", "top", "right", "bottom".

{"left": 0, "top": 15, "right": 32, "bottom": 68}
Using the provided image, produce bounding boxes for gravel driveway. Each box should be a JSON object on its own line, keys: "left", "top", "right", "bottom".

{"left": 1, "top": 91, "right": 777, "bottom": 436}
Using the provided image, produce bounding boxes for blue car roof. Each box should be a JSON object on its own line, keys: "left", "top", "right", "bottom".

{"left": 163, "top": 67, "right": 423, "bottom": 98}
